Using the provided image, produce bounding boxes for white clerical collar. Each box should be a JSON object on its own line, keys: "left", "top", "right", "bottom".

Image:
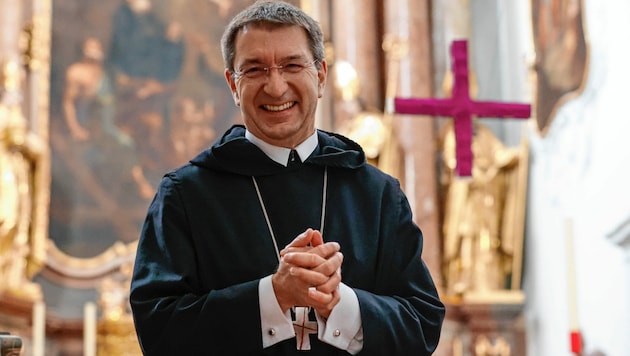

{"left": 245, "top": 130, "right": 319, "bottom": 167}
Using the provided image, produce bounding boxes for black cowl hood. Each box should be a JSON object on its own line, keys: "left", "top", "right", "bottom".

{"left": 190, "top": 125, "right": 366, "bottom": 176}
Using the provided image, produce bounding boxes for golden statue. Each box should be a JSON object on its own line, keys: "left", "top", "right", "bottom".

{"left": 339, "top": 35, "right": 407, "bottom": 181}
{"left": 0, "top": 59, "right": 48, "bottom": 301}
{"left": 475, "top": 335, "right": 511, "bottom": 356}
{"left": 440, "top": 121, "right": 528, "bottom": 299}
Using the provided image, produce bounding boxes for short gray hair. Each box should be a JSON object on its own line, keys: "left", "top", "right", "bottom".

{"left": 221, "top": 0, "right": 324, "bottom": 73}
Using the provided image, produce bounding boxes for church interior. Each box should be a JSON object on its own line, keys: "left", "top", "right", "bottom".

{"left": 1, "top": 0, "right": 628, "bottom": 355}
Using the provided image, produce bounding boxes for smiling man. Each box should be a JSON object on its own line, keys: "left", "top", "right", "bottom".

{"left": 129, "top": 1, "right": 445, "bottom": 355}
{"left": 225, "top": 23, "right": 323, "bottom": 149}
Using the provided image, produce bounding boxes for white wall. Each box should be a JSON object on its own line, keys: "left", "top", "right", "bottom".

{"left": 470, "top": 0, "right": 630, "bottom": 355}
{"left": 523, "top": 1, "right": 630, "bottom": 355}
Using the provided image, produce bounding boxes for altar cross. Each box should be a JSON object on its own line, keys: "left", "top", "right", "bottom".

{"left": 394, "top": 39, "right": 531, "bottom": 176}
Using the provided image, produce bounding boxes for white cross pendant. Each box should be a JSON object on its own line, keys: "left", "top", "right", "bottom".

{"left": 292, "top": 307, "right": 318, "bottom": 350}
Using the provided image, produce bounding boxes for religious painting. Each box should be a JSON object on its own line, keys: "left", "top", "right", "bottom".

{"left": 531, "top": 0, "right": 589, "bottom": 135}
{"left": 43, "top": 0, "right": 295, "bottom": 319}
{"left": 43, "top": 0, "right": 304, "bottom": 321}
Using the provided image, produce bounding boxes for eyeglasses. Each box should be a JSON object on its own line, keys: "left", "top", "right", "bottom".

{"left": 233, "top": 59, "right": 319, "bottom": 81}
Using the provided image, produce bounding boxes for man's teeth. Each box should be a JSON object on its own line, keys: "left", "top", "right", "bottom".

{"left": 263, "top": 102, "right": 294, "bottom": 111}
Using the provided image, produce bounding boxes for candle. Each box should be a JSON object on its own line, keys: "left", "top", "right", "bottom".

{"left": 452, "top": 337, "right": 463, "bottom": 356}
{"left": 32, "top": 301, "right": 45, "bottom": 356}
{"left": 565, "top": 218, "right": 582, "bottom": 354}
{"left": 84, "top": 302, "right": 97, "bottom": 356}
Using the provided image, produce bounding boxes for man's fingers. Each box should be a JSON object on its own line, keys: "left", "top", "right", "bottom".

{"left": 314, "top": 269, "right": 342, "bottom": 294}
{"left": 312, "top": 252, "right": 343, "bottom": 276}
{"left": 285, "top": 257, "right": 342, "bottom": 292}
{"left": 281, "top": 240, "right": 339, "bottom": 258}
{"left": 280, "top": 229, "right": 327, "bottom": 256}
{"left": 309, "top": 289, "right": 340, "bottom": 319}
{"left": 284, "top": 229, "right": 313, "bottom": 248}
{"left": 283, "top": 251, "right": 325, "bottom": 269}
{"left": 288, "top": 264, "right": 329, "bottom": 284}
{"left": 284, "top": 249, "right": 342, "bottom": 270}
{"left": 307, "top": 242, "right": 340, "bottom": 258}
{"left": 280, "top": 229, "right": 320, "bottom": 256}
{"left": 309, "top": 229, "right": 324, "bottom": 247}
{"left": 307, "top": 286, "right": 334, "bottom": 304}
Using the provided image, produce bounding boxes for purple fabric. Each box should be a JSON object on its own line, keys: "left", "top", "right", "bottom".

{"left": 394, "top": 40, "right": 531, "bottom": 176}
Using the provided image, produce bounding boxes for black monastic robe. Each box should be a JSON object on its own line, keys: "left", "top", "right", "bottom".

{"left": 130, "top": 125, "right": 445, "bottom": 355}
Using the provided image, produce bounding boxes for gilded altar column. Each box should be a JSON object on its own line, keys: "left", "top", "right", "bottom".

{"left": 382, "top": 0, "right": 442, "bottom": 289}
{"left": 0, "top": 0, "right": 50, "bottom": 301}
{"left": 330, "top": 0, "right": 382, "bottom": 129}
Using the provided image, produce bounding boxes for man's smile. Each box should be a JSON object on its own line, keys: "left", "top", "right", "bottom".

{"left": 262, "top": 101, "right": 296, "bottom": 112}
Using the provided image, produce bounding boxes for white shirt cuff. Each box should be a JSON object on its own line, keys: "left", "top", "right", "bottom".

{"left": 259, "top": 275, "right": 295, "bottom": 348}
{"left": 315, "top": 282, "right": 364, "bottom": 354}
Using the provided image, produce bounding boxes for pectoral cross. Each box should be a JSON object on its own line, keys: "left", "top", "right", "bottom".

{"left": 292, "top": 306, "right": 317, "bottom": 350}
{"left": 394, "top": 39, "right": 531, "bottom": 177}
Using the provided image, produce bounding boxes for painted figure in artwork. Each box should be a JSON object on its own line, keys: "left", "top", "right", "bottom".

{"left": 532, "top": 0, "right": 588, "bottom": 133}
{"left": 62, "top": 37, "right": 154, "bottom": 201}
{"left": 47, "top": 0, "right": 253, "bottom": 258}
{"left": 108, "top": 0, "right": 185, "bottom": 177}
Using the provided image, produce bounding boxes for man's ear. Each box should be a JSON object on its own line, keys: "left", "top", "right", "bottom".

{"left": 317, "top": 60, "right": 327, "bottom": 98}
{"left": 224, "top": 69, "right": 240, "bottom": 106}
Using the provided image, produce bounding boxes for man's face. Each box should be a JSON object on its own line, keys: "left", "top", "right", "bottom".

{"left": 225, "top": 25, "right": 327, "bottom": 148}
{"left": 83, "top": 38, "right": 104, "bottom": 61}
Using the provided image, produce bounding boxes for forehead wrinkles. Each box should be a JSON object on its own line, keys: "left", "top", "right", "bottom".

{"left": 234, "top": 25, "right": 311, "bottom": 65}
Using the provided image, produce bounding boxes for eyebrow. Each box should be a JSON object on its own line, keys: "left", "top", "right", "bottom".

{"left": 236, "top": 54, "right": 310, "bottom": 67}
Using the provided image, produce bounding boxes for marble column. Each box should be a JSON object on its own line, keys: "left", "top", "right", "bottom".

{"left": 330, "top": 0, "right": 382, "bottom": 129}
{"left": 383, "top": 0, "right": 442, "bottom": 288}
{"left": 301, "top": 0, "right": 334, "bottom": 131}
{"left": 0, "top": 0, "right": 22, "bottom": 68}
{"left": 382, "top": 1, "right": 452, "bottom": 350}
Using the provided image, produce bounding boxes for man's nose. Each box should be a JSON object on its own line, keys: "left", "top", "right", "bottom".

{"left": 263, "top": 69, "right": 289, "bottom": 97}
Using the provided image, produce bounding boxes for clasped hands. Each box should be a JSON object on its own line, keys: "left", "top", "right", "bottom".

{"left": 272, "top": 228, "right": 343, "bottom": 319}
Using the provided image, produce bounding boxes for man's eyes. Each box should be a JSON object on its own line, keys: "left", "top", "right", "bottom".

{"left": 242, "top": 63, "right": 304, "bottom": 73}
{"left": 284, "top": 63, "right": 304, "bottom": 68}
{"left": 244, "top": 66, "right": 264, "bottom": 74}
{"left": 283, "top": 63, "right": 305, "bottom": 71}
